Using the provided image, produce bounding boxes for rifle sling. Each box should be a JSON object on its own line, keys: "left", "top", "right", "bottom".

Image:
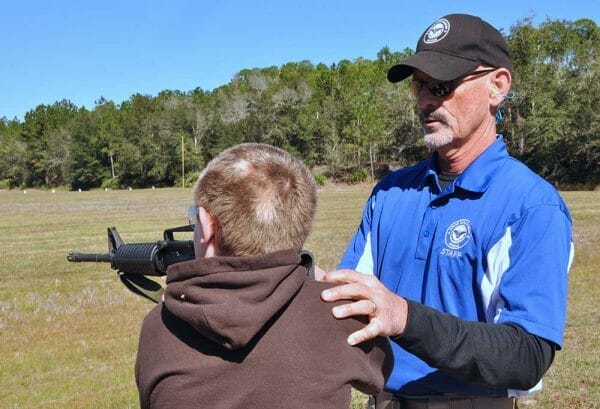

{"left": 119, "top": 273, "right": 164, "bottom": 304}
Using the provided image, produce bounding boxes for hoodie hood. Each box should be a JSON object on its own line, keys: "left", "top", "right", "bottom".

{"left": 163, "top": 249, "right": 309, "bottom": 350}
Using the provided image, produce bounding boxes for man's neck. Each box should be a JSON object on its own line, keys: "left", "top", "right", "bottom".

{"left": 436, "top": 129, "right": 497, "bottom": 173}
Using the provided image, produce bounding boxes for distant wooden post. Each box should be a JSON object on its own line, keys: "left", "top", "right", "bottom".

{"left": 181, "top": 134, "right": 185, "bottom": 188}
{"left": 109, "top": 152, "right": 116, "bottom": 179}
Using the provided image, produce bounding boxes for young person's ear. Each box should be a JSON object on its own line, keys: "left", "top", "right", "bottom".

{"left": 198, "top": 207, "right": 216, "bottom": 244}
{"left": 194, "top": 207, "right": 219, "bottom": 258}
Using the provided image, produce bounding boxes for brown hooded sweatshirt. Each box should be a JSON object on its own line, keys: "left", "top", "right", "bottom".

{"left": 135, "top": 249, "right": 391, "bottom": 409}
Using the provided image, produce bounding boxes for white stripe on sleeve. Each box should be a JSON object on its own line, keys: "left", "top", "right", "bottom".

{"left": 482, "top": 226, "right": 512, "bottom": 323}
{"left": 354, "top": 232, "right": 374, "bottom": 276}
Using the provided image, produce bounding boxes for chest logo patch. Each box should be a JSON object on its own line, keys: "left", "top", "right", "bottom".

{"left": 445, "top": 219, "right": 472, "bottom": 250}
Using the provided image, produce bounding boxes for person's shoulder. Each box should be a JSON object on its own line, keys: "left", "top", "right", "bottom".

{"left": 297, "top": 279, "right": 369, "bottom": 328}
{"left": 494, "top": 157, "right": 571, "bottom": 223}
{"left": 294, "top": 278, "right": 391, "bottom": 395}
{"left": 297, "top": 278, "right": 340, "bottom": 308}
{"left": 300, "top": 278, "right": 341, "bottom": 296}
{"left": 137, "top": 304, "right": 166, "bottom": 364}
{"left": 141, "top": 302, "right": 161, "bottom": 321}
{"left": 502, "top": 157, "right": 568, "bottom": 207}
{"left": 139, "top": 303, "right": 165, "bottom": 335}
{"left": 374, "top": 160, "right": 429, "bottom": 192}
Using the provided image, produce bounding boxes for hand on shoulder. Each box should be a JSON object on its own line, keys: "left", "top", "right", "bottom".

{"left": 320, "top": 269, "right": 409, "bottom": 345}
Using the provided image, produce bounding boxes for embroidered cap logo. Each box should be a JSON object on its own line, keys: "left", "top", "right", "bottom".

{"left": 445, "top": 219, "right": 472, "bottom": 250}
{"left": 423, "top": 18, "right": 450, "bottom": 44}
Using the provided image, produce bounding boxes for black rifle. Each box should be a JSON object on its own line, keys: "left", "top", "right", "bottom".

{"left": 67, "top": 225, "right": 195, "bottom": 303}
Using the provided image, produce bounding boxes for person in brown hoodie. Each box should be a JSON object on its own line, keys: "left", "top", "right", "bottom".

{"left": 135, "top": 143, "right": 392, "bottom": 409}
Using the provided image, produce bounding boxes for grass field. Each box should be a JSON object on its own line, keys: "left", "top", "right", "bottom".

{"left": 0, "top": 185, "right": 598, "bottom": 408}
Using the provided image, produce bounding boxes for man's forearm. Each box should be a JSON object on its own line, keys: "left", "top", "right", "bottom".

{"left": 392, "top": 300, "right": 555, "bottom": 390}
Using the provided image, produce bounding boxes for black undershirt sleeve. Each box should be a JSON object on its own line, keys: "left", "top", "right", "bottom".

{"left": 392, "top": 300, "right": 556, "bottom": 390}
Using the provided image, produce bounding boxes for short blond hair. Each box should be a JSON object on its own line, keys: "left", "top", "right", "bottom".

{"left": 192, "top": 143, "right": 317, "bottom": 256}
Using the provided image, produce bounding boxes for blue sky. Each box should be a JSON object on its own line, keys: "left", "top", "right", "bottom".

{"left": 1, "top": 0, "right": 599, "bottom": 120}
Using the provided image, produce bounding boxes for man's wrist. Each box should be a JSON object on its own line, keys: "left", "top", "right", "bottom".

{"left": 391, "top": 296, "right": 410, "bottom": 338}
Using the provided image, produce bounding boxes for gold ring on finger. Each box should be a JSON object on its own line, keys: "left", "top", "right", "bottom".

{"left": 370, "top": 299, "right": 377, "bottom": 314}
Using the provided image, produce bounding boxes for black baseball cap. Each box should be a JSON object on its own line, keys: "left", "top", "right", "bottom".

{"left": 388, "top": 14, "right": 512, "bottom": 82}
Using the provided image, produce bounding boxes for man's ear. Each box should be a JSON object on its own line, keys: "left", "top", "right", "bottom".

{"left": 198, "top": 207, "right": 216, "bottom": 244}
{"left": 489, "top": 68, "right": 512, "bottom": 106}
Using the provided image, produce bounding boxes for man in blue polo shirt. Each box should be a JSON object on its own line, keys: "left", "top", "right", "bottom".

{"left": 321, "top": 14, "right": 573, "bottom": 409}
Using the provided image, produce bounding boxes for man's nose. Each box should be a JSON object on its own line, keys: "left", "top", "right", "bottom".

{"left": 416, "top": 88, "right": 441, "bottom": 113}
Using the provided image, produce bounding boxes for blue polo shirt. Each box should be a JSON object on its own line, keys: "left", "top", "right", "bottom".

{"left": 339, "top": 136, "right": 573, "bottom": 396}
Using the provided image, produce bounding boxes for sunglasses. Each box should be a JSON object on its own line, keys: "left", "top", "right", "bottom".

{"left": 410, "top": 68, "right": 497, "bottom": 98}
{"left": 188, "top": 206, "right": 199, "bottom": 226}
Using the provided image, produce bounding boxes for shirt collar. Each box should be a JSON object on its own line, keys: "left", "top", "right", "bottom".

{"left": 420, "top": 135, "right": 509, "bottom": 193}
{"left": 422, "top": 159, "right": 440, "bottom": 190}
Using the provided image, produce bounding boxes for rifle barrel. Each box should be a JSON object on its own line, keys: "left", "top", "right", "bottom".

{"left": 68, "top": 252, "right": 112, "bottom": 263}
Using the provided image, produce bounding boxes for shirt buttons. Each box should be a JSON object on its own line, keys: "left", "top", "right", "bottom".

{"left": 423, "top": 230, "right": 430, "bottom": 237}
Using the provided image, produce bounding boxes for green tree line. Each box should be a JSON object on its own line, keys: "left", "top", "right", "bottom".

{"left": 1, "top": 17, "right": 599, "bottom": 190}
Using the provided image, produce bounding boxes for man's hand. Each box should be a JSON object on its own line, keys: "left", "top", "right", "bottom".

{"left": 320, "top": 269, "right": 409, "bottom": 345}
{"left": 313, "top": 265, "right": 326, "bottom": 281}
